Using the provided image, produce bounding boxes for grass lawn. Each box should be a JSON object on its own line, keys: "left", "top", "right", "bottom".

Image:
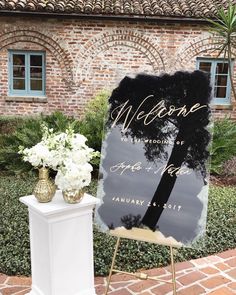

{"left": 0, "top": 175, "right": 235, "bottom": 276}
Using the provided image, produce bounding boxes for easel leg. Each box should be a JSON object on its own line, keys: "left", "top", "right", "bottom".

{"left": 170, "top": 246, "right": 177, "bottom": 295}
{"left": 105, "top": 237, "right": 121, "bottom": 295}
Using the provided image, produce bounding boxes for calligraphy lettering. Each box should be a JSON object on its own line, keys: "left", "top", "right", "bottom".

{"left": 111, "top": 96, "right": 207, "bottom": 132}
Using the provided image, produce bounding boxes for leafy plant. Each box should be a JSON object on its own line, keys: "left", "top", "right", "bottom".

{"left": 43, "top": 111, "right": 80, "bottom": 133}
{"left": 0, "top": 112, "right": 80, "bottom": 175}
{"left": 222, "top": 156, "right": 236, "bottom": 176}
{"left": 0, "top": 116, "right": 24, "bottom": 134}
{"left": 79, "top": 91, "right": 109, "bottom": 153}
{"left": 0, "top": 175, "right": 36, "bottom": 276}
{"left": 0, "top": 117, "right": 42, "bottom": 174}
{"left": 0, "top": 98, "right": 109, "bottom": 175}
{"left": 207, "top": 3, "right": 236, "bottom": 100}
{"left": 211, "top": 117, "right": 236, "bottom": 175}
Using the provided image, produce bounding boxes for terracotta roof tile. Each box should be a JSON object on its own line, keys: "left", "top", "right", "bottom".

{"left": 0, "top": 0, "right": 235, "bottom": 19}
{"left": 104, "top": 0, "right": 113, "bottom": 14}
{"left": 143, "top": 0, "right": 153, "bottom": 15}
{"left": 25, "top": 2, "right": 36, "bottom": 10}
{"left": 132, "top": 1, "right": 142, "bottom": 14}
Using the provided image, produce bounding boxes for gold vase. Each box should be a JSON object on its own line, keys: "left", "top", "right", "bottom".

{"left": 62, "top": 189, "right": 84, "bottom": 204}
{"left": 33, "top": 167, "right": 56, "bottom": 203}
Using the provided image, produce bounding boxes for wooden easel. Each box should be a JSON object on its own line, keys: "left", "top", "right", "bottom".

{"left": 105, "top": 236, "right": 177, "bottom": 295}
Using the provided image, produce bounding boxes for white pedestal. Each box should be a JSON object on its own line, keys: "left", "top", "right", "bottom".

{"left": 20, "top": 191, "right": 99, "bottom": 295}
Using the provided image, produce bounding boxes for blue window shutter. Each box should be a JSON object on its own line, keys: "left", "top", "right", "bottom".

{"left": 8, "top": 52, "right": 12, "bottom": 94}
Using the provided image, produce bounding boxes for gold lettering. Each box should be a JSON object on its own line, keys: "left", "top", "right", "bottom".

{"left": 110, "top": 161, "right": 142, "bottom": 175}
{"left": 111, "top": 95, "right": 154, "bottom": 131}
{"left": 111, "top": 96, "right": 207, "bottom": 132}
{"left": 154, "top": 164, "right": 191, "bottom": 177}
{"left": 142, "top": 101, "right": 167, "bottom": 124}
{"left": 177, "top": 103, "right": 207, "bottom": 117}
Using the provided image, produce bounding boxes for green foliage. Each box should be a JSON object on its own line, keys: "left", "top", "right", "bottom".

{"left": 0, "top": 175, "right": 36, "bottom": 276}
{"left": 0, "top": 116, "right": 24, "bottom": 134}
{"left": 86, "top": 179, "right": 99, "bottom": 196}
{"left": 1, "top": 174, "right": 235, "bottom": 276}
{"left": 43, "top": 111, "right": 80, "bottom": 133}
{"left": 0, "top": 117, "right": 42, "bottom": 174}
{"left": 202, "top": 186, "right": 236, "bottom": 252}
{"left": 0, "top": 176, "right": 98, "bottom": 276}
{"left": 207, "top": 3, "right": 236, "bottom": 40}
{"left": 207, "top": 3, "right": 236, "bottom": 100}
{"left": 79, "top": 91, "right": 109, "bottom": 153}
{"left": 0, "top": 93, "right": 108, "bottom": 174}
{"left": 222, "top": 156, "right": 236, "bottom": 176}
{"left": 211, "top": 118, "right": 236, "bottom": 174}
{"left": 0, "top": 112, "right": 80, "bottom": 174}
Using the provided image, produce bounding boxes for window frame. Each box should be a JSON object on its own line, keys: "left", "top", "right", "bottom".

{"left": 8, "top": 50, "right": 46, "bottom": 97}
{"left": 196, "top": 58, "right": 232, "bottom": 105}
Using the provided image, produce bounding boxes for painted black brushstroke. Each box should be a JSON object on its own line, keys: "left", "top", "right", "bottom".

{"left": 107, "top": 71, "right": 212, "bottom": 230}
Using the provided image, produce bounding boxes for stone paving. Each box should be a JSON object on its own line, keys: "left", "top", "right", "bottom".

{"left": 0, "top": 248, "right": 236, "bottom": 295}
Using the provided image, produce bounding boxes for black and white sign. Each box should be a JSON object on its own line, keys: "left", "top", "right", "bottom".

{"left": 95, "top": 71, "right": 212, "bottom": 247}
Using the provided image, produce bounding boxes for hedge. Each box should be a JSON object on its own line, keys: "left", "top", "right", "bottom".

{"left": 0, "top": 175, "right": 235, "bottom": 276}
{"left": 0, "top": 92, "right": 108, "bottom": 175}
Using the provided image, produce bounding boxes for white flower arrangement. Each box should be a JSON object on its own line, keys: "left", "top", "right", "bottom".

{"left": 55, "top": 160, "right": 93, "bottom": 191}
{"left": 19, "top": 124, "right": 99, "bottom": 192}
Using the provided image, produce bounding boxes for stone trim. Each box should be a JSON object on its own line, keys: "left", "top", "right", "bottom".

{"left": 76, "top": 29, "right": 166, "bottom": 83}
{"left": 175, "top": 35, "right": 222, "bottom": 69}
{"left": 0, "top": 29, "right": 74, "bottom": 90}
{"left": 212, "top": 104, "right": 233, "bottom": 111}
{"left": 5, "top": 96, "right": 48, "bottom": 103}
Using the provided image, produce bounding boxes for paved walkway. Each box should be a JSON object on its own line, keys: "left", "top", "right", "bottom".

{"left": 0, "top": 249, "right": 235, "bottom": 295}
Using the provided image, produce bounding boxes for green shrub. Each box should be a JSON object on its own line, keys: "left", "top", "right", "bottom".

{"left": 222, "top": 156, "right": 236, "bottom": 176}
{"left": 211, "top": 118, "right": 236, "bottom": 175}
{"left": 79, "top": 91, "right": 109, "bottom": 153}
{"left": 0, "top": 112, "right": 80, "bottom": 175}
{"left": 0, "top": 99, "right": 108, "bottom": 175}
{"left": 0, "top": 175, "right": 36, "bottom": 276}
{"left": 0, "top": 176, "right": 98, "bottom": 276}
{"left": 43, "top": 111, "right": 80, "bottom": 133}
{"left": 1, "top": 175, "right": 235, "bottom": 276}
{"left": 0, "top": 116, "right": 25, "bottom": 134}
{"left": 0, "top": 117, "right": 42, "bottom": 174}
{"left": 78, "top": 91, "right": 109, "bottom": 170}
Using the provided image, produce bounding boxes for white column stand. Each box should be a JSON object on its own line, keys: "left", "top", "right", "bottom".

{"left": 20, "top": 191, "right": 99, "bottom": 295}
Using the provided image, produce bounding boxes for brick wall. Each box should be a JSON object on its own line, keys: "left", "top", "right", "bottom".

{"left": 0, "top": 16, "right": 235, "bottom": 119}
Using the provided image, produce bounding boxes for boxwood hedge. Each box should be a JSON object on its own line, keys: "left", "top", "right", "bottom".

{"left": 0, "top": 175, "right": 235, "bottom": 276}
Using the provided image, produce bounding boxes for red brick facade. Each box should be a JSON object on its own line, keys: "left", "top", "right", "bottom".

{"left": 0, "top": 16, "right": 235, "bottom": 119}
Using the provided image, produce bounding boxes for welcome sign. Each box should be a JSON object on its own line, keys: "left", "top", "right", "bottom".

{"left": 95, "top": 71, "right": 212, "bottom": 247}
